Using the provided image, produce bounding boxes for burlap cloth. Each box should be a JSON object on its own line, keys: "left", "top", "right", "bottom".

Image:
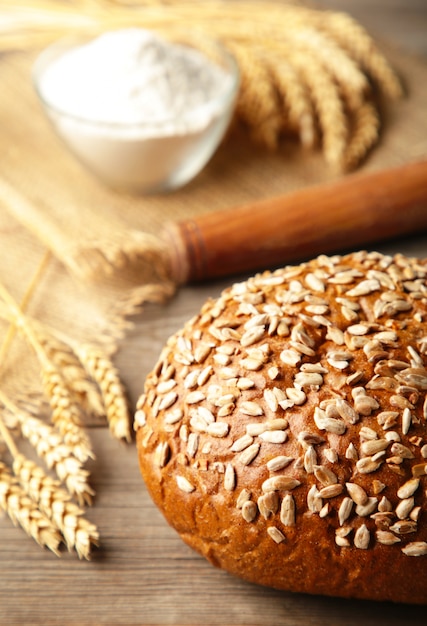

{"left": 1, "top": 42, "right": 427, "bottom": 401}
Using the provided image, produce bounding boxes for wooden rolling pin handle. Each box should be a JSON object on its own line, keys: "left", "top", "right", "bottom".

{"left": 162, "top": 160, "right": 427, "bottom": 284}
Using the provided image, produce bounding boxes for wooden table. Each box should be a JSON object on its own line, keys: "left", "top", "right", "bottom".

{"left": 1, "top": 2, "right": 427, "bottom": 624}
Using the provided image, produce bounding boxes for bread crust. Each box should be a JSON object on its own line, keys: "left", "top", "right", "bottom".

{"left": 136, "top": 251, "right": 427, "bottom": 603}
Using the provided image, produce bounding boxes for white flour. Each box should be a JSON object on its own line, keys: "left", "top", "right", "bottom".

{"left": 39, "top": 28, "right": 231, "bottom": 134}
{"left": 36, "top": 28, "right": 237, "bottom": 192}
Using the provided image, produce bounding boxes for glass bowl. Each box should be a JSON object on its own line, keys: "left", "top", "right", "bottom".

{"left": 32, "top": 29, "right": 240, "bottom": 194}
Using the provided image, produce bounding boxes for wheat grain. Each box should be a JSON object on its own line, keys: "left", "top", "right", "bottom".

{"left": 41, "top": 363, "right": 94, "bottom": 462}
{"left": 0, "top": 461, "right": 62, "bottom": 555}
{"left": 286, "top": 48, "right": 349, "bottom": 167}
{"left": 75, "top": 343, "right": 131, "bottom": 442}
{"left": 12, "top": 454, "right": 99, "bottom": 559}
{"left": 318, "top": 11, "right": 404, "bottom": 100}
{"left": 262, "top": 54, "right": 316, "bottom": 149}
{"left": 342, "top": 100, "right": 380, "bottom": 171}
{"left": 226, "top": 41, "right": 282, "bottom": 150}
{"left": 35, "top": 325, "right": 105, "bottom": 416}
{"left": 282, "top": 27, "right": 369, "bottom": 108}
{"left": 17, "top": 408, "right": 95, "bottom": 505}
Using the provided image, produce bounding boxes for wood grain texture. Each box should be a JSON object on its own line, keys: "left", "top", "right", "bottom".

{"left": 1, "top": 2, "right": 427, "bottom": 625}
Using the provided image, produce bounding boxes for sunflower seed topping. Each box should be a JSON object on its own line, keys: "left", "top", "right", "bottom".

{"left": 236, "top": 488, "right": 251, "bottom": 508}
{"left": 266, "top": 456, "right": 294, "bottom": 472}
{"left": 224, "top": 463, "right": 236, "bottom": 491}
{"left": 241, "top": 500, "right": 257, "bottom": 522}
{"left": 176, "top": 475, "right": 195, "bottom": 493}
{"left": 262, "top": 476, "right": 301, "bottom": 492}
{"left": 376, "top": 531, "right": 401, "bottom": 545}
{"left": 354, "top": 524, "right": 370, "bottom": 549}
{"left": 402, "top": 542, "right": 427, "bottom": 556}
{"left": 397, "top": 478, "right": 420, "bottom": 499}
{"left": 238, "top": 443, "right": 261, "bottom": 466}
{"left": 267, "top": 526, "right": 286, "bottom": 544}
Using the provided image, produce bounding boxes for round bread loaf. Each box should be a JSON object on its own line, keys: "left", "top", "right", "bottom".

{"left": 135, "top": 251, "right": 427, "bottom": 604}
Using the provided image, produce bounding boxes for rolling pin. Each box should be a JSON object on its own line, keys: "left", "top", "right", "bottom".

{"left": 162, "top": 159, "right": 427, "bottom": 284}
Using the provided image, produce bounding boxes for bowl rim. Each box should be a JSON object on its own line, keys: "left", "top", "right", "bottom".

{"left": 32, "top": 28, "right": 241, "bottom": 132}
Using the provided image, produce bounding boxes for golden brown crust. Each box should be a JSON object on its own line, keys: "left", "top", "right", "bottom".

{"left": 135, "top": 251, "right": 427, "bottom": 604}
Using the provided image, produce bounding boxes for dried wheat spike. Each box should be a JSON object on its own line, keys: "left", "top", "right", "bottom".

{"left": 0, "top": 461, "right": 62, "bottom": 555}
{"left": 265, "top": 55, "right": 317, "bottom": 149}
{"left": 75, "top": 344, "right": 131, "bottom": 442}
{"left": 342, "top": 100, "right": 380, "bottom": 171}
{"left": 286, "top": 48, "right": 349, "bottom": 168}
{"left": 18, "top": 410, "right": 95, "bottom": 505}
{"left": 283, "top": 26, "right": 370, "bottom": 108}
{"left": 318, "top": 11, "right": 404, "bottom": 100}
{"left": 13, "top": 454, "right": 99, "bottom": 559}
{"left": 41, "top": 363, "right": 94, "bottom": 463}
{"left": 35, "top": 325, "right": 105, "bottom": 417}
{"left": 226, "top": 41, "right": 283, "bottom": 149}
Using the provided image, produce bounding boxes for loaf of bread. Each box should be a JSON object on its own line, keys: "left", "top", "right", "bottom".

{"left": 135, "top": 251, "right": 427, "bottom": 604}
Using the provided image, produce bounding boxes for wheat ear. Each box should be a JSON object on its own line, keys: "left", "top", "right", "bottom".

{"left": 74, "top": 343, "right": 131, "bottom": 442}
{"left": 0, "top": 281, "right": 94, "bottom": 462}
{"left": 13, "top": 453, "right": 99, "bottom": 559}
{"left": 0, "top": 392, "right": 95, "bottom": 505}
{"left": 0, "top": 415, "right": 62, "bottom": 555}
{"left": 34, "top": 324, "right": 105, "bottom": 417}
{"left": 0, "top": 462, "right": 62, "bottom": 555}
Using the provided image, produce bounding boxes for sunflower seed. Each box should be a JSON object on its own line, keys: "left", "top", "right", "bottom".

{"left": 338, "top": 497, "right": 354, "bottom": 525}
{"left": 231, "top": 434, "right": 254, "bottom": 452}
{"left": 317, "top": 484, "right": 343, "bottom": 499}
{"left": 187, "top": 433, "right": 199, "bottom": 458}
{"left": 303, "top": 446, "right": 317, "bottom": 474}
{"left": 176, "top": 475, "right": 195, "bottom": 493}
{"left": 376, "top": 531, "right": 401, "bottom": 545}
{"left": 236, "top": 489, "right": 251, "bottom": 509}
{"left": 346, "top": 482, "right": 368, "bottom": 505}
{"left": 240, "top": 401, "right": 264, "bottom": 416}
{"left": 241, "top": 500, "right": 257, "bottom": 522}
{"left": 257, "top": 491, "right": 279, "bottom": 519}
{"left": 357, "top": 456, "right": 383, "bottom": 474}
{"left": 238, "top": 443, "right": 261, "bottom": 466}
{"left": 354, "top": 524, "right": 370, "bottom": 549}
{"left": 314, "top": 465, "right": 338, "bottom": 486}
{"left": 207, "top": 422, "right": 230, "bottom": 438}
{"left": 267, "top": 526, "right": 286, "bottom": 544}
{"left": 224, "top": 463, "right": 236, "bottom": 491}
{"left": 262, "top": 476, "right": 301, "bottom": 492}
{"left": 360, "top": 438, "right": 390, "bottom": 456}
{"left": 305, "top": 272, "right": 326, "bottom": 292}
{"left": 266, "top": 455, "right": 294, "bottom": 472}
{"left": 307, "top": 484, "right": 322, "bottom": 512}
{"left": 397, "top": 478, "right": 420, "bottom": 499}
{"left": 346, "top": 279, "right": 380, "bottom": 297}
{"left": 402, "top": 542, "right": 427, "bottom": 556}
{"left": 396, "top": 497, "right": 415, "bottom": 520}
{"left": 261, "top": 430, "right": 287, "bottom": 444}
{"left": 356, "top": 497, "right": 378, "bottom": 517}
{"left": 280, "top": 494, "right": 296, "bottom": 526}
{"left": 389, "top": 520, "right": 417, "bottom": 534}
